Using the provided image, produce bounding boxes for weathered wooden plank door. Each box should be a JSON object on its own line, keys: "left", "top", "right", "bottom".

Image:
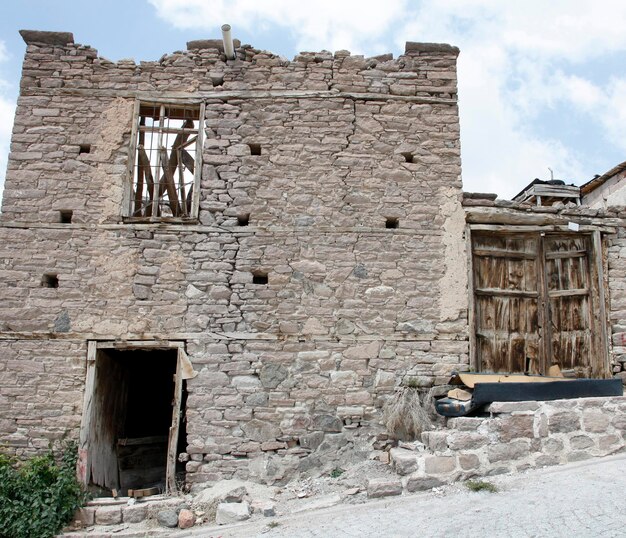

{"left": 471, "top": 231, "right": 607, "bottom": 376}
{"left": 542, "top": 234, "right": 595, "bottom": 376}
{"left": 472, "top": 233, "right": 541, "bottom": 373}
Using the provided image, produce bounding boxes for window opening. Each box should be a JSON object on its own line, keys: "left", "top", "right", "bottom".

{"left": 237, "top": 214, "right": 250, "bottom": 226}
{"left": 42, "top": 273, "right": 59, "bottom": 288}
{"left": 79, "top": 144, "right": 91, "bottom": 154}
{"left": 131, "top": 104, "right": 202, "bottom": 219}
{"left": 252, "top": 271, "right": 268, "bottom": 284}
{"left": 386, "top": 217, "right": 399, "bottom": 229}
{"left": 59, "top": 210, "right": 73, "bottom": 223}
{"left": 248, "top": 143, "right": 262, "bottom": 156}
{"left": 401, "top": 152, "right": 414, "bottom": 163}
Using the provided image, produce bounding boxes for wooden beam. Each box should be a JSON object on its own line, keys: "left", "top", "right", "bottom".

{"left": 539, "top": 234, "right": 552, "bottom": 374}
{"left": 547, "top": 289, "right": 589, "bottom": 298}
{"left": 545, "top": 249, "right": 587, "bottom": 259}
{"left": 136, "top": 146, "right": 155, "bottom": 217}
{"left": 469, "top": 223, "right": 618, "bottom": 234}
{"left": 138, "top": 126, "right": 197, "bottom": 135}
{"left": 95, "top": 340, "right": 184, "bottom": 350}
{"left": 123, "top": 100, "right": 141, "bottom": 218}
{"left": 592, "top": 230, "right": 610, "bottom": 378}
{"left": 22, "top": 87, "right": 459, "bottom": 105}
{"left": 77, "top": 341, "right": 97, "bottom": 487}
{"left": 180, "top": 149, "right": 195, "bottom": 173}
{"left": 475, "top": 288, "right": 538, "bottom": 298}
{"left": 190, "top": 102, "right": 205, "bottom": 219}
{"left": 166, "top": 351, "right": 184, "bottom": 494}
{"left": 158, "top": 147, "right": 181, "bottom": 216}
{"left": 177, "top": 155, "right": 187, "bottom": 217}
{"left": 473, "top": 248, "right": 536, "bottom": 260}
{"left": 466, "top": 225, "right": 478, "bottom": 372}
{"left": 179, "top": 136, "right": 197, "bottom": 149}
{"left": 118, "top": 435, "right": 168, "bottom": 446}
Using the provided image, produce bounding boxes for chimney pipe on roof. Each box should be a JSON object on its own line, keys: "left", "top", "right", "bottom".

{"left": 221, "top": 24, "right": 235, "bottom": 60}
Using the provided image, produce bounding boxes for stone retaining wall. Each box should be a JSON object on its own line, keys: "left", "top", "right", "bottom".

{"left": 387, "top": 396, "right": 626, "bottom": 492}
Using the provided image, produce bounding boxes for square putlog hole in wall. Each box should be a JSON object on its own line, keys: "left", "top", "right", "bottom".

{"left": 79, "top": 144, "right": 91, "bottom": 155}
{"left": 400, "top": 152, "right": 414, "bottom": 163}
{"left": 252, "top": 271, "right": 268, "bottom": 285}
{"left": 42, "top": 273, "right": 59, "bottom": 288}
{"left": 248, "top": 143, "right": 262, "bottom": 156}
{"left": 237, "top": 214, "right": 250, "bottom": 226}
{"left": 59, "top": 210, "right": 73, "bottom": 224}
{"left": 386, "top": 217, "right": 399, "bottom": 229}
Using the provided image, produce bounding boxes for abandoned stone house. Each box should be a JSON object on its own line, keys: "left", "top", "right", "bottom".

{"left": 0, "top": 30, "right": 624, "bottom": 496}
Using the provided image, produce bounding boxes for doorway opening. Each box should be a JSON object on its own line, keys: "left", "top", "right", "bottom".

{"left": 84, "top": 346, "right": 187, "bottom": 496}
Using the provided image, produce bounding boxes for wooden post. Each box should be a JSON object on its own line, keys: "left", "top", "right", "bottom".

{"left": 151, "top": 104, "right": 166, "bottom": 217}
{"left": 137, "top": 147, "right": 155, "bottom": 216}
{"left": 77, "top": 341, "right": 97, "bottom": 487}
{"left": 465, "top": 225, "right": 477, "bottom": 371}
{"left": 191, "top": 103, "right": 205, "bottom": 219}
{"left": 592, "top": 230, "right": 610, "bottom": 378}
{"left": 538, "top": 233, "right": 552, "bottom": 375}
{"left": 122, "top": 100, "right": 141, "bottom": 217}
{"left": 166, "top": 349, "right": 184, "bottom": 494}
{"left": 158, "top": 147, "right": 181, "bottom": 216}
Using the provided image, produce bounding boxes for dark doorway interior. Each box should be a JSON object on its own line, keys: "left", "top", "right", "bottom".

{"left": 88, "top": 347, "right": 186, "bottom": 495}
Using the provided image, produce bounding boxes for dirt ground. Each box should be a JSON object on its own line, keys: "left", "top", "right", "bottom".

{"left": 185, "top": 452, "right": 626, "bottom": 538}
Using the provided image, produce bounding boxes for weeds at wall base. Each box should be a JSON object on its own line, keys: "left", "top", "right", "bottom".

{"left": 0, "top": 442, "right": 88, "bottom": 538}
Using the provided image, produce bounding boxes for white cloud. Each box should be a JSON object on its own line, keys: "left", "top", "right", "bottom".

{"left": 396, "top": 0, "right": 626, "bottom": 195}
{"left": 0, "top": 40, "right": 15, "bottom": 200}
{"left": 0, "top": 96, "right": 14, "bottom": 189}
{"left": 594, "top": 78, "right": 626, "bottom": 153}
{"left": 148, "top": 0, "right": 408, "bottom": 54}
{"left": 148, "top": 1, "right": 626, "bottom": 197}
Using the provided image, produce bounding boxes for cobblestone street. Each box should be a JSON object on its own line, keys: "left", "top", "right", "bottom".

{"left": 193, "top": 454, "right": 626, "bottom": 538}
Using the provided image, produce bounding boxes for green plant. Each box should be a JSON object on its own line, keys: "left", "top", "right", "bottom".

{"left": 267, "top": 520, "right": 280, "bottom": 528}
{"left": 465, "top": 480, "right": 498, "bottom": 493}
{"left": 330, "top": 468, "right": 344, "bottom": 478}
{"left": 0, "top": 442, "right": 89, "bottom": 538}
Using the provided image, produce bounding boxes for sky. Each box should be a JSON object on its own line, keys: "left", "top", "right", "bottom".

{"left": 0, "top": 1, "right": 625, "bottom": 200}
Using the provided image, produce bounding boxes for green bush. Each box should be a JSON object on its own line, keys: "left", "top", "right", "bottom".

{"left": 0, "top": 442, "right": 88, "bottom": 538}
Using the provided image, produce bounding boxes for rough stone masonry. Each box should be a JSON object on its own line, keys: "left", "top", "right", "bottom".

{"left": 0, "top": 29, "right": 468, "bottom": 489}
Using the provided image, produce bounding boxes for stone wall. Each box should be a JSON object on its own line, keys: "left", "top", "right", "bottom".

{"left": 607, "top": 224, "right": 626, "bottom": 383}
{"left": 0, "top": 31, "right": 466, "bottom": 486}
{"left": 387, "top": 396, "right": 626, "bottom": 493}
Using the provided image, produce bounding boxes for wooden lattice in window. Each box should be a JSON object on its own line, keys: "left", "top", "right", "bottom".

{"left": 130, "top": 103, "right": 203, "bottom": 219}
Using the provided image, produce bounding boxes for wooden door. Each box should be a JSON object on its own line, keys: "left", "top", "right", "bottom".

{"left": 473, "top": 233, "right": 541, "bottom": 373}
{"left": 471, "top": 231, "right": 607, "bottom": 376}
{"left": 543, "top": 235, "right": 594, "bottom": 376}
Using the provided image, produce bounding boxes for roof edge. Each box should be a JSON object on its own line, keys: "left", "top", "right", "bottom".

{"left": 580, "top": 160, "right": 626, "bottom": 196}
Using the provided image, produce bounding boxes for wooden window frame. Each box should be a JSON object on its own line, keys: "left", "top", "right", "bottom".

{"left": 123, "top": 100, "right": 205, "bottom": 223}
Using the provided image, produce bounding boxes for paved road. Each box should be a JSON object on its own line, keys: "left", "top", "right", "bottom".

{"left": 193, "top": 453, "right": 626, "bottom": 538}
